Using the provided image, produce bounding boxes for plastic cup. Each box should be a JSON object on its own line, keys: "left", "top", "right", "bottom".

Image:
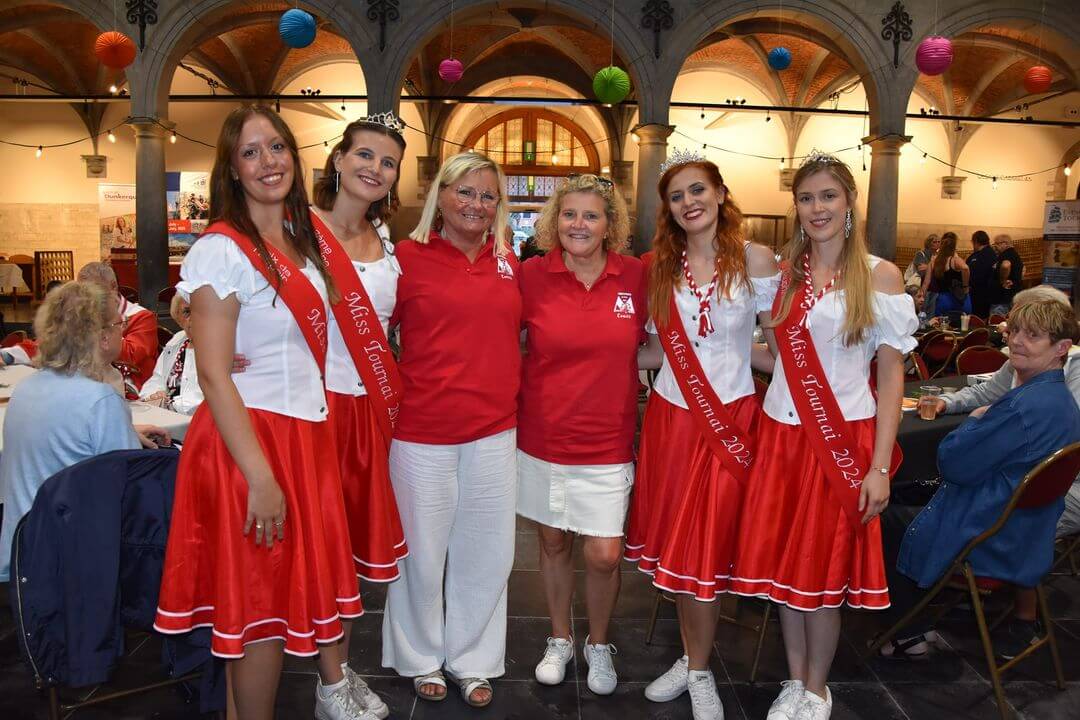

{"left": 918, "top": 386, "right": 942, "bottom": 420}
{"left": 960, "top": 314, "right": 970, "bottom": 331}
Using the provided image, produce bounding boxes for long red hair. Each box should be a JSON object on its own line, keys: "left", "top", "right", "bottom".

{"left": 647, "top": 161, "right": 748, "bottom": 327}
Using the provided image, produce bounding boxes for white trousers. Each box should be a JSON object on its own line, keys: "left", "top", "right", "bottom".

{"left": 382, "top": 429, "right": 518, "bottom": 678}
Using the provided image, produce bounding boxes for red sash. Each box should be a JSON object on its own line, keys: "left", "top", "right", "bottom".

{"left": 203, "top": 221, "right": 328, "bottom": 372}
{"left": 657, "top": 294, "right": 753, "bottom": 482}
{"left": 310, "top": 212, "right": 403, "bottom": 445}
{"left": 771, "top": 270, "right": 871, "bottom": 526}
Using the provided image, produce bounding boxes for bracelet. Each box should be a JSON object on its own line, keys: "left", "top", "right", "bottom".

{"left": 869, "top": 466, "right": 889, "bottom": 477}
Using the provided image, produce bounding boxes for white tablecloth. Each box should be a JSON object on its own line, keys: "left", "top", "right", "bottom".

{"left": 0, "top": 263, "right": 29, "bottom": 292}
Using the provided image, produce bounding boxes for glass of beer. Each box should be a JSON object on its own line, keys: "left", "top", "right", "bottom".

{"left": 918, "top": 386, "right": 942, "bottom": 420}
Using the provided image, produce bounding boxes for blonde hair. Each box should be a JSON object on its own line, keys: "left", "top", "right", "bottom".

{"left": 771, "top": 156, "right": 875, "bottom": 346}
{"left": 77, "top": 261, "right": 117, "bottom": 288}
{"left": 1013, "top": 284, "right": 1070, "bottom": 309}
{"left": 410, "top": 152, "right": 510, "bottom": 255}
{"left": 33, "top": 281, "right": 113, "bottom": 381}
{"left": 533, "top": 174, "right": 630, "bottom": 254}
{"left": 1008, "top": 298, "right": 1080, "bottom": 345}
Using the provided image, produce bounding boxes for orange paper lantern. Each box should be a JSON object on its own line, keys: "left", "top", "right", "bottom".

{"left": 1023, "top": 65, "right": 1053, "bottom": 95}
{"left": 94, "top": 31, "right": 136, "bottom": 70}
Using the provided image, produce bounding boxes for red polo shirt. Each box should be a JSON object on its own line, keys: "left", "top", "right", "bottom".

{"left": 391, "top": 231, "right": 522, "bottom": 444}
{"left": 517, "top": 250, "right": 647, "bottom": 465}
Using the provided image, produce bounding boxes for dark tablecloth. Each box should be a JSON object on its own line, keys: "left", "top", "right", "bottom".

{"left": 894, "top": 376, "right": 971, "bottom": 487}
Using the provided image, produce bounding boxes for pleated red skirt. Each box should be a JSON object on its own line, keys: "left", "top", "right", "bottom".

{"left": 327, "top": 391, "right": 408, "bottom": 582}
{"left": 624, "top": 392, "right": 760, "bottom": 600}
{"left": 154, "top": 405, "right": 363, "bottom": 658}
{"left": 729, "top": 415, "right": 890, "bottom": 611}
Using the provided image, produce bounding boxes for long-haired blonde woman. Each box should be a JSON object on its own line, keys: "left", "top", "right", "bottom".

{"left": 383, "top": 152, "right": 521, "bottom": 708}
{"left": 625, "top": 152, "right": 779, "bottom": 719}
{"left": 730, "top": 153, "right": 917, "bottom": 720}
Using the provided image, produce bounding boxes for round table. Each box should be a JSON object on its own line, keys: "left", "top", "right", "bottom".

{"left": 895, "top": 375, "right": 972, "bottom": 487}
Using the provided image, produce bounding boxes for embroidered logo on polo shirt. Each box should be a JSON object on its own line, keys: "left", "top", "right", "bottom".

{"left": 613, "top": 292, "right": 635, "bottom": 318}
{"left": 496, "top": 255, "right": 515, "bottom": 279}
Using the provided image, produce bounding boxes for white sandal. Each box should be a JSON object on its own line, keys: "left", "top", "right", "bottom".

{"left": 412, "top": 670, "right": 447, "bottom": 702}
{"left": 449, "top": 674, "right": 493, "bottom": 708}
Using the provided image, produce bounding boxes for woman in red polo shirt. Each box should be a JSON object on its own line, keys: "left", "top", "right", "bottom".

{"left": 517, "top": 174, "right": 645, "bottom": 696}
{"left": 383, "top": 152, "right": 521, "bottom": 708}
{"left": 625, "top": 152, "right": 779, "bottom": 720}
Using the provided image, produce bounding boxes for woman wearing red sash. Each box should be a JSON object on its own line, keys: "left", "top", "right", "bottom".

{"left": 625, "top": 152, "right": 779, "bottom": 720}
{"left": 154, "top": 106, "right": 368, "bottom": 720}
{"left": 729, "top": 153, "right": 917, "bottom": 720}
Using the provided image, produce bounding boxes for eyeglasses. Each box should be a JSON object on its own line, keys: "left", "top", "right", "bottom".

{"left": 105, "top": 317, "right": 128, "bottom": 331}
{"left": 567, "top": 172, "right": 614, "bottom": 189}
{"left": 452, "top": 185, "right": 500, "bottom": 207}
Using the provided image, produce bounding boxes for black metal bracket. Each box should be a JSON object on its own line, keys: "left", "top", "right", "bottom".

{"left": 366, "top": 0, "right": 401, "bottom": 53}
{"left": 881, "top": 1, "right": 913, "bottom": 70}
{"left": 125, "top": 0, "right": 159, "bottom": 51}
{"left": 641, "top": 1, "right": 675, "bottom": 60}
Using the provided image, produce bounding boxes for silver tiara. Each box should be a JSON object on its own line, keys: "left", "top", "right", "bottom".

{"left": 659, "top": 148, "right": 707, "bottom": 175}
{"left": 799, "top": 149, "right": 841, "bottom": 167}
{"left": 361, "top": 111, "right": 406, "bottom": 134}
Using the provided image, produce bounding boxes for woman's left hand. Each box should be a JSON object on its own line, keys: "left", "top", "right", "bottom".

{"left": 135, "top": 424, "right": 171, "bottom": 448}
{"left": 858, "top": 471, "right": 890, "bottom": 524}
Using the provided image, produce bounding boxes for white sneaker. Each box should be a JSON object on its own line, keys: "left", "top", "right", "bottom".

{"left": 793, "top": 686, "right": 833, "bottom": 720}
{"left": 583, "top": 635, "right": 618, "bottom": 695}
{"left": 534, "top": 636, "right": 575, "bottom": 685}
{"left": 343, "top": 665, "right": 389, "bottom": 719}
{"left": 686, "top": 669, "right": 724, "bottom": 720}
{"left": 645, "top": 655, "right": 689, "bottom": 702}
{"left": 315, "top": 678, "right": 380, "bottom": 720}
{"left": 767, "top": 679, "right": 805, "bottom": 720}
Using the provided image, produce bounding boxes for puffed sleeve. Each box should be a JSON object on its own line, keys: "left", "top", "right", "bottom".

{"left": 751, "top": 272, "right": 781, "bottom": 313}
{"left": 176, "top": 233, "right": 263, "bottom": 304}
{"left": 872, "top": 291, "right": 919, "bottom": 354}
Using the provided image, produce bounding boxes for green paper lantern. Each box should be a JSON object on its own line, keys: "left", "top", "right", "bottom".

{"left": 593, "top": 66, "right": 631, "bottom": 105}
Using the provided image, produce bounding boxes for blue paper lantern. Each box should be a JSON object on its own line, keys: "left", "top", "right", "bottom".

{"left": 768, "top": 46, "right": 792, "bottom": 71}
{"left": 279, "top": 8, "right": 317, "bottom": 49}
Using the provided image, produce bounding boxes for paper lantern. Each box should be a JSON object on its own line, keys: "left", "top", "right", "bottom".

{"left": 768, "top": 47, "right": 792, "bottom": 71}
{"left": 1023, "top": 65, "right": 1053, "bottom": 95}
{"left": 915, "top": 36, "right": 953, "bottom": 76}
{"left": 94, "top": 31, "right": 136, "bottom": 70}
{"left": 279, "top": 8, "right": 317, "bottom": 49}
{"left": 438, "top": 58, "right": 464, "bottom": 83}
{"left": 593, "top": 66, "right": 631, "bottom": 105}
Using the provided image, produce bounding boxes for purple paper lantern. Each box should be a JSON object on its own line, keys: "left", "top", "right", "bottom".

{"left": 439, "top": 58, "right": 464, "bottom": 83}
{"left": 915, "top": 36, "right": 953, "bottom": 76}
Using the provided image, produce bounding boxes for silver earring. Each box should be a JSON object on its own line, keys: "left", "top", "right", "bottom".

{"left": 334, "top": 171, "right": 340, "bottom": 193}
{"left": 844, "top": 209, "right": 853, "bottom": 239}
{"left": 387, "top": 186, "right": 393, "bottom": 205}
{"left": 798, "top": 225, "right": 806, "bottom": 243}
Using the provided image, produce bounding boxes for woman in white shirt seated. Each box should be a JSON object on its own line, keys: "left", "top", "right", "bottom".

{"left": 140, "top": 293, "right": 203, "bottom": 415}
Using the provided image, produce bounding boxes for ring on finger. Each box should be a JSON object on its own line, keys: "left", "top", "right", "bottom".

{"left": 273, "top": 518, "right": 285, "bottom": 527}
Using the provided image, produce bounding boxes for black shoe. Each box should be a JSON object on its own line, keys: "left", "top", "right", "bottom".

{"left": 994, "top": 619, "right": 1042, "bottom": 660}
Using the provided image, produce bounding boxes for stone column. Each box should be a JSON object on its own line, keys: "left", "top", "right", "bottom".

{"left": 130, "top": 118, "right": 169, "bottom": 313}
{"left": 632, "top": 123, "right": 674, "bottom": 256}
{"left": 863, "top": 134, "right": 911, "bottom": 262}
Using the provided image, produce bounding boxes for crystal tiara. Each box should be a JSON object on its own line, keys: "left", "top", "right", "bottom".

{"left": 360, "top": 111, "right": 406, "bottom": 134}
{"left": 800, "top": 149, "right": 842, "bottom": 167}
{"left": 659, "top": 147, "right": 707, "bottom": 175}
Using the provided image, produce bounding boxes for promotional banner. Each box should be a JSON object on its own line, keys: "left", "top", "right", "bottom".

{"left": 98, "top": 183, "right": 136, "bottom": 257}
{"left": 167, "top": 171, "right": 210, "bottom": 250}
{"left": 1042, "top": 199, "right": 1080, "bottom": 299}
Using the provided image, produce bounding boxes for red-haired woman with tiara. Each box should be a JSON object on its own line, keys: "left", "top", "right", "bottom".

{"left": 730, "top": 152, "right": 917, "bottom": 720}
{"left": 625, "top": 150, "right": 780, "bottom": 720}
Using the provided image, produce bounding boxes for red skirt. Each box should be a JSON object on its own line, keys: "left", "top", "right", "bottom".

{"left": 154, "top": 405, "right": 363, "bottom": 658}
{"left": 328, "top": 391, "right": 408, "bottom": 582}
{"left": 624, "top": 393, "right": 760, "bottom": 600}
{"left": 729, "top": 415, "right": 890, "bottom": 611}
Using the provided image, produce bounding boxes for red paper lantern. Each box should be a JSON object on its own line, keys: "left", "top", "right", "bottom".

{"left": 438, "top": 58, "right": 464, "bottom": 83}
{"left": 94, "top": 31, "right": 136, "bottom": 70}
{"left": 1023, "top": 65, "right": 1053, "bottom": 95}
{"left": 915, "top": 36, "right": 953, "bottom": 76}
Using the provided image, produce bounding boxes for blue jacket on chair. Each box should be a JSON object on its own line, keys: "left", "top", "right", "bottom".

{"left": 898, "top": 369, "right": 1080, "bottom": 588}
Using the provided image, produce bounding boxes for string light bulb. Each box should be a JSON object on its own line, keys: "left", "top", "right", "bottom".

{"left": 700, "top": 107, "right": 705, "bottom": 120}
{"left": 779, "top": 157, "right": 785, "bottom": 170}
{"left": 992, "top": 177, "right": 998, "bottom": 190}
{"left": 107, "top": 130, "right": 116, "bottom": 143}
{"left": 1066, "top": 165, "right": 1073, "bottom": 177}
{"left": 551, "top": 153, "right": 559, "bottom": 165}
{"left": 631, "top": 132, "right": 639, "bottom": 144}
{"left": 324, "top": 140, "right": 331, "bottom": 154}
{"left": 109, "top": 84, "right": 118, "bottom": 94}
{"left": 920, "top": 153, "right": 927, "bottom": 164}
{"left": 765, "top": 110, "right": 771, "bottom": 123}
{"left": 170, "top": 131, "right": 177, "bottom": 144}
{"left": 35, "top": 145, "right": 42, "bottom": 158}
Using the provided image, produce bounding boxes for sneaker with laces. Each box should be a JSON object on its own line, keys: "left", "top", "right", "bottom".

{"left": 687, "top": 669, "right": 724, "bottom": 720}
{"left": 343, "top": 665, "right": 389, "bottom": 719}
{"left": 645, "top": 655, "right": 689, "bottom": 702}
{"left": 534, "top": 636, "right": 575, "bottom": 685}
{"left": 315, "top": 678, "right": 381, "bottom": 720}
{"left": 793, "top": 686, "right": 832, "bottom": 720}
{"left": 994, "top": 619, "right": 1042, "bottom": 661}
{"left": 583, "top": 635, "right": 618, "bottom": 695}
{"left": 767, "top": 679, "right": 805, "bottom": 720}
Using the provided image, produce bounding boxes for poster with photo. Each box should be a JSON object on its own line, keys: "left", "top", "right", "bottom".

{"left": 167, "top": 171, "right": 210, "bottom": 252}
{"left": 1042, "top": 199, "right": 1080, "bottom": 298}
{"left": 98, "top": 183, "right": 136, "bottom": 257}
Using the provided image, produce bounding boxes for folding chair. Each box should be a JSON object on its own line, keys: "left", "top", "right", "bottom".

{"left": 904, "top": 352, "right": 930, "bottom": 381}
{"left": 956, "top": 347, "right": 1008, "bottom": 376}
{"left": 865, "top": 442, "right": 1080, "bottom": 720}
{"left": 989, "top": 313, "right": 1008, "bottom": 326}
{"left": 920, "top": 333, "right": 957, "bottom": 379}
{"left": 958, "top": 327, "right": 991, "bottom": 352}
{"left": 1052, "top": 533, "right": 1080, "bottom": 576}
{"left": 966, "top": 315, "right": 986, "bottom": 328}
{"left": 118, "top": 285, "right": 139, "bottom": 303}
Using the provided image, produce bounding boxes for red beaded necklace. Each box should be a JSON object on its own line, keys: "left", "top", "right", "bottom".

{"left": 799, "top": 253, "right": 840, "bottom": 326}
{"left": 681, "top": 250, "right": 719, "bottom": 337}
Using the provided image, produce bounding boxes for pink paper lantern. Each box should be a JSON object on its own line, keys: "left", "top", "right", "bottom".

{"left": 915, "top": 36, "right": 953, "bottom": 76}
{"left": 1023, "top": 65, "right": 1053, "bottom": 95}
{"left": 438, "top": 58, "right": 464, "bottom": 83}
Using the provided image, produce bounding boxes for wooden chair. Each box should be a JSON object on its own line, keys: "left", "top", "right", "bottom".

{"left": 118, "top": 285, "right": 139, "bottom": 303}
{"left": 958, "top": 327, "right": 991, "bottom": 352}
{"left": 920, "top": 333, "right": 957, "bottom": 379}
{"left": 33, "top": 250, "right": 74, "bottom": 301}
{"left": 865, "top": 442, "right": 1080, "bottom": 720}
{"left": 956, "top": 347, "right": 1008, "bottom": 375}
{"left": 7, "top": 253, "right": 34, "bottom": 306}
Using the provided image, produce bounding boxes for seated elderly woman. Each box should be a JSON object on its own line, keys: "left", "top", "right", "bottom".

{"left": 881, "top": 297, "right": 1080, "bottom": 660}
{"left": 0, "top": 281, "right": 169, "bottom": 582}
{"left": 139, "top": 294, "right": 203, "bottom": 415}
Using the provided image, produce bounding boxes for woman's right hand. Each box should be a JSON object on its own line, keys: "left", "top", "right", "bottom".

{"left": 244, "top": 476, "right": 286, "bottom": 548}
{"left": 232, "top": 354, "right": 251, "bottom": 374}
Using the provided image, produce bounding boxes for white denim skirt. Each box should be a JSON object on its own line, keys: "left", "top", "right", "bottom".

{"left": 516, "top": 449, "right": 634, "bottom": 537}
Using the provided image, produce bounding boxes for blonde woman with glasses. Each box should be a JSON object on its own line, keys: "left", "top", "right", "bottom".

{"left": 382, "top": 152, "right": 521, "bottom": 708}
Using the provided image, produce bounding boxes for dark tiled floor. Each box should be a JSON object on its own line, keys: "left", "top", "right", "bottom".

{"left": 3, "top": 521, "right": 1080, "bottom": 719}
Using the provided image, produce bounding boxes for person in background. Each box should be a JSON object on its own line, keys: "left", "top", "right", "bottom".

{"left": 517, "top": 174, "right": 644, "bottom": 697}
{"left": 991, "top": 234, "right": 1024, "bottom": 316}
{"left": 0, "top": 281, "right": 169, "bottom": 582}
{"left": 966, "top": 230, "right": 997, "bottom": 319}
{"left": 77, "top": 262, "right": 158, "bottom": 390}
{"left": 904, "top": 234, "right": 939, "bottom": 302}
{"left": 921, "top": 231, "right": 970, "bottom": 316}
{"left": 140, "top": 294, "right": 203, "bottom": 415}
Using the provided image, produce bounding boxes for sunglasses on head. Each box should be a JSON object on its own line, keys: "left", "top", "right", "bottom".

{"left": 566, "top": 172, "right": 614, "bottom": 188}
